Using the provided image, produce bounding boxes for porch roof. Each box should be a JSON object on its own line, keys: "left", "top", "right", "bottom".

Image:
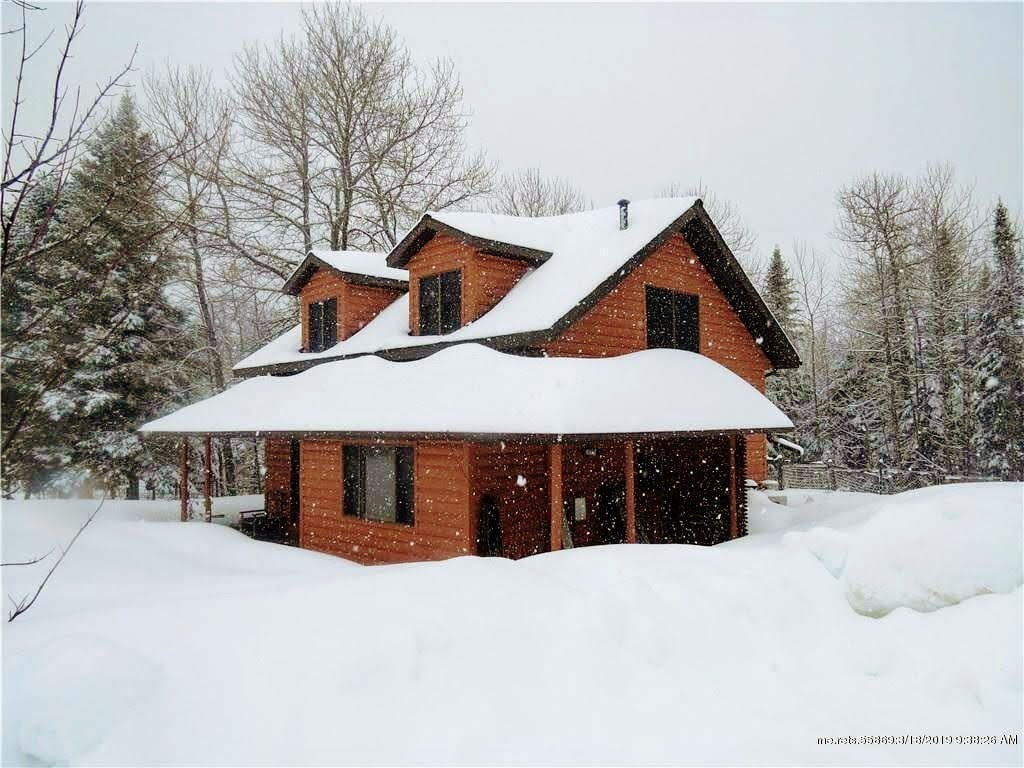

{"left": 140, "top": 345, "right": 793, "bottom": 439}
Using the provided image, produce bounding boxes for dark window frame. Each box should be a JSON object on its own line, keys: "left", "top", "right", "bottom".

{"left": 342, "top": 445, "right": 414, "bottom": 526}
{"left": 418, "top": 269, "right": 462, "bottom": 335}
{"left": 307, "top": 297, "right": 338, "bottom": 353}
{"left": 645, "top": 285, "right": 699, "bottom": 353}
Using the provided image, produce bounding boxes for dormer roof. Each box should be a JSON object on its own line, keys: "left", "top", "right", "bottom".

{"left": 282, "top": 250, "right": 408, "bottom": 295}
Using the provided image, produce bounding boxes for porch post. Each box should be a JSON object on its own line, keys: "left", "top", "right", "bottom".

{"left": 624, "top": 439, "right": 637, "bottom": 544}
{"left": 179, "top": 438, "right": 190, "bottom": 522}
{"left": 549, "top": 441, "right": 563, "bottom": 551}
{"left": 728, "top": 435, "right": 739, "bottom": 539}
{"left": 203, "top": 435, "right": 213, "bottom": 523}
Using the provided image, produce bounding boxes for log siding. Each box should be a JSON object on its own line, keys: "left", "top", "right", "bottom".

{"left": 298, "top": 438, "right": 473, "bottom": 565}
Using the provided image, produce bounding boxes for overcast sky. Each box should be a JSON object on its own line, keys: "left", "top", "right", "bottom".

{"left": 4, "top": 1, "right": 1022, "bottom": 269}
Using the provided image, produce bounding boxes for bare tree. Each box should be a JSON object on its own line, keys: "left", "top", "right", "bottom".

{"left": 2, "top": 0, "right": 134, "bottom": 275}
{"left": 659, "top": 180, "right": 757, "bottom": 261}
{"left": 144, "top": 65, "right": 242, "bottom": 491}
{"left": 492, "top": 168, "right": 590, "bottom": 217}
{"left": 790, "top": 242, "right": 834, "bottom": 451}
{"left": 227, "top": 4, "right": 491, "bottom": 269}
{"left": 835, "top": 172, "right": 921, "bottom": 468}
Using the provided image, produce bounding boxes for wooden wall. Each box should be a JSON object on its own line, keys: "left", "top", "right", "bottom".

{"left": 406, "top": 233, "right": 530, "bottom": 334}
{"left": 298, "top": 439, "right": 472, "bottom": 565}
{"left": 539, "top": 234, "right": 772, "bottom": 481}
{"left": 470, "top": 442, "right": 550, "bottom": 559}
{"left": 264, "top": 438, "right": 293, "bottom": 518}
{"left": 299, "top": 270, "right": 403, "bottom": 350}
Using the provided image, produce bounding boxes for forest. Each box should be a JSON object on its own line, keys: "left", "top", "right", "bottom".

{"left": 3, "top": 2, "right": 1022, "bottom": 498}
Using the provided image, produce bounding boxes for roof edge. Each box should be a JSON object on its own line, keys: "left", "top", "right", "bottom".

{"left": 386, "top": 214, "right": 553, "bottom": 269}
{"left": 282, "top": 252, "right": 409, "bottom": 296}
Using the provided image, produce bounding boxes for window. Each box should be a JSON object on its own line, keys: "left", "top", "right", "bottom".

{"left": 418, "top": 270, "right": 461, "bottom": 335}
{"left": 646, "top": 286, "right": 699, "bottom": 352}
{"left": 343, "top": 445, "right": 414, "bottom": 525}
{"left": 307, "top": 298, "right": 338, "bottom": 352}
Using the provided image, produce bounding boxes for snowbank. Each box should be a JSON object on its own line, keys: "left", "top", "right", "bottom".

{"left": 2, "top": 484, "right": 1021, "bottom": 766}
{"left": 785, "top": 483, "right": 1024, "bottom": 616}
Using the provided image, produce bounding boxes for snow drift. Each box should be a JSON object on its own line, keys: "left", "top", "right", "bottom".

{"left": 2, "top": 483, "right": 1021, "bottom": 766}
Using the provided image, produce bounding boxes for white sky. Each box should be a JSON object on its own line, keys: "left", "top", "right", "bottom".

{"left": 4, "top": 1, "right": 1022, "bottom": 269}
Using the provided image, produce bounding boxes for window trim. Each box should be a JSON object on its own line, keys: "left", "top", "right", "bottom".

{"left": 418, "top": 269, "right": 462, "bottom": 335}
{"left": 342, "top": 444, "right": 415, "bottom": 527}
{"left": 645, "top": 285, "right": 700, "bottom": 353}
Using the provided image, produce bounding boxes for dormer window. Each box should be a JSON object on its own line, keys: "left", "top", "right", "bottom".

{"left": 308, "top": 298, "right": 338, "bottom": 352}
{"left": 419, "top": 270, "right": 461, "bottom": 335}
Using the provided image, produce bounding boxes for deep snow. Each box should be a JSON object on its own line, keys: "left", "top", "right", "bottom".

{"left": 2, "top": 484, "right": 1021, "bottom": 765}
{"left": 147, "top": 345, "right": 793, "bottom": 436}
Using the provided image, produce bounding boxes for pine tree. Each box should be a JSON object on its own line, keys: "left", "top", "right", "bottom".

{"left": 763, "top": 247, "right": 798, "bottom": 339}
{"left": 973, "top": 202, "right": 1024, "bottom": 479}
{"left": 44, "top": 94, "right": 189, "bottom": 497}
{"left": 1, "top": 178, "right": 77, "bottom": 494}
{"left": 763, "top": 247, "right": 803, "bottom": 447}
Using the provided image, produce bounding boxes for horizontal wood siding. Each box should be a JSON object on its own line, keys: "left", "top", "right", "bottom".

{"left": 299, "top": 439, "right": 472, "bottom": 565}
{"left": 300, "top": 271, "right": 345, "bottom": 351}
{"left": 471, "top": 442, "right": 550, "bottom": 559}
{"left": 264, "top": 438, "right": 292, "bottom": 518}
{"left": 466, "top": 252, "right": 530, "bottom": 322}
{"left": 342, "top": 283, "right": 403, "bottom": 339}
{"left": 540, "top": 234, "right": 772, "bottom": 481}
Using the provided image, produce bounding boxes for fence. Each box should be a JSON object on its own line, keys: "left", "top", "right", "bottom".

{"left": 780, "top": 463, "right": 1000, "bottom": 495}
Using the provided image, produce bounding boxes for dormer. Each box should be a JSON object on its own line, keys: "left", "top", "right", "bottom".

{"left": 283, "top": 251, "right": 408, "bottom": 352}
{"left": 387, "top": 217, "right": 548, "bottom": 336}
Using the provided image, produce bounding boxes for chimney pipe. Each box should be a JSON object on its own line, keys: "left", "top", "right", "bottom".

{"left": 618, "top": 199, "right": 630, "bottom": 230}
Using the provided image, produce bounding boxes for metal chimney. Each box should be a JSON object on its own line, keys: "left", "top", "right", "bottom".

{"left": 618, "top": 199, "right": 630, "bottom": 230}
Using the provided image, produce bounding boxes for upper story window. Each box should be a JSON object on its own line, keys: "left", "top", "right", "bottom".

{"left": 646, "top": 286, "right": 699, "bottom": 353}
{"left": 308, "top": 298, "right": 337, "bottom": 352}
{"left": 419, "top": 270, "right": 461, "bottom": 335}
{"left": 343, "top": 445, "right": 414, "bottom": 525}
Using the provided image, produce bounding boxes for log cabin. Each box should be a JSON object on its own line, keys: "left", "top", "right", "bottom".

{"left": 141, "top": 198, "right": 800, "bottom": 564}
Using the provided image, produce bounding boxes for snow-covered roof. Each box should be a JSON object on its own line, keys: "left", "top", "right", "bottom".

{"left": 236, "top": 199, "right": 703, "bottom": 373}
{"left": 281, "top": 250, "right": 408, "bottom": 295}
{"left": 311, "top": 250, "right": 408, "bottom": 283}
{"left": 147, "top": 345, "right": 793, "bottom": 437}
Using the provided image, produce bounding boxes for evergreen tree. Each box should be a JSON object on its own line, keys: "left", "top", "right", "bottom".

{"left": 42, "top": 94, "right": 189, "bottom": 497}
{"left": 763, "top": 246, "right": 798, "bottom": 338}
{"left": 1, "top": 178, "right": 76, "bottom": 494}
{"left": 763, "top": 247, "right": 803, "bottom": 442}
{"left": 973, "top": 202, "right": 1024, "bottom": 479}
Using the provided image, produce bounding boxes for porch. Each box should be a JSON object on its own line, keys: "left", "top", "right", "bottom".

{"left": 473, "top": 435, "right": 746, "bottom": 559}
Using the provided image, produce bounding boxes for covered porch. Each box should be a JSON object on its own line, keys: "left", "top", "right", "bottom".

{"left": 472, "top": 433, "right": 746, "bottom": 560}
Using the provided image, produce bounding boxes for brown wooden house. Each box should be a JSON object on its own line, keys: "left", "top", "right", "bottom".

{"left": 142, "top": 198, "right": 799, "bottom": 565}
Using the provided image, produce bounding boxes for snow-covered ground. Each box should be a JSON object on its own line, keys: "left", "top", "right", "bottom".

{"left": 2, "top": 484, "right": 1021, "bottom": 765}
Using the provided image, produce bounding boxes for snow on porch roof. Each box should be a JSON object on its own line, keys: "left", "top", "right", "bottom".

{"left": 143, "top": 344, "right": 793, "bottom": 438}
